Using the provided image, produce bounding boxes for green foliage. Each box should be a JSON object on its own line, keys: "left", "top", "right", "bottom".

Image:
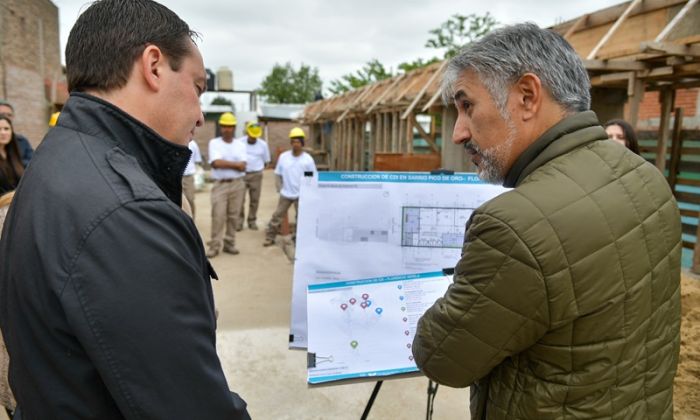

{"left": 210, "top": 96, "right": 232, "bottom": 106}
{"left": 397, "top": 57, "right": 441, "bottom": 73}
{"left": 425, "top": 13, "right": 498, "bottom": 58}
{"left": 258, "top": 62, "right": 323, "bottom": 104}
{"left": 328, "top": 59, "right": 394, "bottom": 95}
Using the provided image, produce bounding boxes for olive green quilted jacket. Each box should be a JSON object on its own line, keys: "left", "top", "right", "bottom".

{"left": 413, "top": 111, "right": 681, "bottom": 419}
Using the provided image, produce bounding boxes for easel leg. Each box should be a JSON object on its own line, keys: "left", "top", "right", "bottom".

{"left": 426, "top": 380, "right": 439, "bottom": 420}
{"left": 360, "top": 381, "right": 383, "bottom": 420}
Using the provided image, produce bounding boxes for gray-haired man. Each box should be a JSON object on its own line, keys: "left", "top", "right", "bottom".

{"left": 413, "top": 23, "right": 680, "bottom": 419}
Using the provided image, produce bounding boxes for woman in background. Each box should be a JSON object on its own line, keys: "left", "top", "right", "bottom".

{"left": 0, "top": 116, "right": 24, "bottom": 194}
{"left": 604, "top": 119, "right": 640, "bottom": 155}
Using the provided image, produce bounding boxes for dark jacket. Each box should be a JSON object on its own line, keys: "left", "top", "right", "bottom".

{"left": 0, "top": 93, "right": 250, "bottom": 419}
{"left": 15, "top": 134, "right": 33, "bottom": 168}
{"left": 413, "top": 111, "right": 681, "bottom": 419}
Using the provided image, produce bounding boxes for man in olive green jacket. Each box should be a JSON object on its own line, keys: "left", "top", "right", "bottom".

{"left": 412, "top": 23, "right": 681, "bottom": 419}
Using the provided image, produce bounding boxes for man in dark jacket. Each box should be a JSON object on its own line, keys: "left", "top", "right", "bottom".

{"left": 413, "top": 23, "right": 681, "bottom": 419}
{"left": 0, "top": 0, "right": 250, "bottom": 418}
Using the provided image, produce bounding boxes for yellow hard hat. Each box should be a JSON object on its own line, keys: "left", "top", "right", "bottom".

{"left": 246, "top": 122, "right": 262, "bottom": 138}
{"left": 289, "top": 127, "right": 306, "bottom": 139}
{"left": 218, "top": 112, "right": 237, "bottom": 126}
{"left": 49, "top": 112, "right": 60, "bottom": 127}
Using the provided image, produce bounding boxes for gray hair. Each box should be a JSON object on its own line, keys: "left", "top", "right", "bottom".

{"left": 442, "top": 22, "right": 591, "bottom": 115}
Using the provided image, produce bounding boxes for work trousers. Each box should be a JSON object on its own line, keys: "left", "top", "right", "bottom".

{"left": 238, "top": 171, "right": 263, "bottom": 228}
{"left": 208, "top": 178, "right": 245, "bottom": 252}
{"left": 182, "top": 175, "right": 196, "bottom": 219}
{"left": 265, "top": 195, "right": 298, "bottom": 241}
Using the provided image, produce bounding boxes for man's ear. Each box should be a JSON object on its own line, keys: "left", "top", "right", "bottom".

{"left": 513, "top": 73, "right": 542, "bottom": 121}
{"left": 140, "top": 44, "right": 166, "bottom": 92}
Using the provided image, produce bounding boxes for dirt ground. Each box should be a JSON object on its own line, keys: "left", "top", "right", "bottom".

{"left": 676, "top": 273, "right": 700, "bottom": 420}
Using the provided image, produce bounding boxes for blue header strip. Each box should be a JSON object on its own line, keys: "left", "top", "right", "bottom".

{"left": 318, "top": 171, "right": 484, "bottom": 185}
{"left": 308, "top": 366, "right": 419, "bottom": 384}
{"left": 308, "top": 271, "right": 444, "bottom": 292}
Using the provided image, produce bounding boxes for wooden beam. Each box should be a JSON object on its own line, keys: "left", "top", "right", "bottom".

{"left": 667, "top": 107, "right": 684, "bottom": 190}
{"left": 365, "top": 75, "right": 406, "bottom": 115}
{"left": 564, "top": 14, "right": 588, "bottom": 40}
{"left": 553, "top": 0, "right": 687, "bottom": 35}
{"left": 393, "top": 74, "right": 421, "bottom": 103}
{"left": 406, "top": 114, "right": 414, "bottom": 154}
{"left": 625, "top": 75, "right": 645, "bottom": 128}
{"left": 401, "top": 60, "right": 448, "bottom": 120}
{"left": 640, "top": 41, "right": 700, "bottom": 57}
{"left": 337, "top": 84, "right": 376, "bottom": 123}
{"left": 587, "top": 0, "right": 643, "bottom": 60}
{"left": 655, "top": 88, "right": 675, "bottom": 171}
{"left": 584, "top": 59, "right": 649, "bottom": 71}
{"left": 421, "top": 89, "right": 443, "bottom": 112}
{"left": 411, "top": 114, "right": 440, "bottom": 153}
{"left": 655, "top": 0, "right": 699, "bottom": 42}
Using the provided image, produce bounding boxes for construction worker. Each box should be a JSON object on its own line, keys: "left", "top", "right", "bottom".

{"left": 207, "top": 112, "right": 246, "bottom": 258}
{"left": 182, "top": 138, "right": 202, "bottom": 219}
{"left": 264, "top": 127, "right": 316, "bottom": 246}
{"left": 237, "top": 121, "right": 270, "bottom": 231}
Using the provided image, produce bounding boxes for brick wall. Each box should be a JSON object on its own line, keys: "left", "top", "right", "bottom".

{"left": 636, "top": 88, "right": 700, "bottom": 130}
{"left": 0, "top": 0, "right": 61, "bottom": 147}
{"left": 261, "top": 121, "right": 310, "bottom": 164}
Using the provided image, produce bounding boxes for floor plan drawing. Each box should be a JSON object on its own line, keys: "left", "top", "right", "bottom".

{"left": 401, "top": 207, "right": 473, "bottom": 248}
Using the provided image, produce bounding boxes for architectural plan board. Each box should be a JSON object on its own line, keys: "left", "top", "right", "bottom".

{"left": 307, "top": 271, "right": 452, "bottom": 384}
{"left": 290, "top": 171, "right": 507, "bottom": 348}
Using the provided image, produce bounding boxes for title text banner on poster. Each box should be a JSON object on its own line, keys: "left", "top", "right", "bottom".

{"left": 318, "top": 172, "right": 483, "bottom": 184}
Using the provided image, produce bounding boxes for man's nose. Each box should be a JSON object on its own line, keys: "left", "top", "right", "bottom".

{"left": 452, "top": 116, "right": 471, "bottom": 145}
{"left": 196, "top": 112, "right": 204, "bottom": 128}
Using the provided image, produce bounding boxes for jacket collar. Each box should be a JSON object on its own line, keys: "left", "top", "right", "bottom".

{"left": 503, "top": 111, "right": 607, "bottom": 188}
{"left": 58, "top": 92, "right": 191, "bottom": 205}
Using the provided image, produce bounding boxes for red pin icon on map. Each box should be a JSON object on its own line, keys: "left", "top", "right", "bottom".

{"left": 340, "top": 303, "right": 348, "bottom": 310}
{"left": 360, "top": 302, "right": 368, "bottom": 309}
{"left": 349, "top": 298, "right": 357, "bottom": 305}
{"left": 362, "top": 293, "right": 369, "bottom": 300}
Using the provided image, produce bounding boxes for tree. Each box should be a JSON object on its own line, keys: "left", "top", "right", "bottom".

{"left": 258, "top": 62, "right": 322, "bottom": 104}
{"left": 210, "top": 96, "right": 232, "bottom": 106}
{"left": 426, "top": 13, "right": 498, "bottom": 59}
{"left": 329, "top": 59, "right": 393, "bottom": 95}
{"left": 397, "top": 57, "right": 441, "bottom": 73}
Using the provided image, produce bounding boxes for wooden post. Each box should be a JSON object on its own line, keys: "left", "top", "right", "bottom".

{"left": 667, "top": 107, "right": 684, "bottom": 190}
{"left": 406, "top": 113, "right": 414, "bottom": 154}
{"left": 384, "top": 113, "right": 390, "bottom": 152}
{"left": 624, "top": 75, "right": 644, "bottom": 129}
{"left": 655, "top": 88, "right": 675, "bottom": 171}
{"left": 392, "top": 112, "right": 399, "bottom": 152}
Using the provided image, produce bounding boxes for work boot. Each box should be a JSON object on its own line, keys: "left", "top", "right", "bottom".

{"left": 223, "top": 247, "right": 240, "bottom": 255}
{"left": 263, "top": 238, "right": 275, "bottom": 247}
{"left": 248, "top": 223, "right": 259, "bottom": 230}
{"left": 206, "top": 248, "right": 219, "bottom": 258}
{"left": 235, "top": 226, "right": 243, "bottom": 232}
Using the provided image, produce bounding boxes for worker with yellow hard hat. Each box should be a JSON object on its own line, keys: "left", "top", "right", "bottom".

{"left": 206, "top": 111, "right": 247, "bottom": 258}
{"left": 236, "top": 121, "right": 270, "bottom": 231}
{"left": 263, "top": 127, "right": 316, "bottom": 246}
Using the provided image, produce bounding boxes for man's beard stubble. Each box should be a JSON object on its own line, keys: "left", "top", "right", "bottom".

{"left": 465, "top": 117, "right": 517, "bottom": 185}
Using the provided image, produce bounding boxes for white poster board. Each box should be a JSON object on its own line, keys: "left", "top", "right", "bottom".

{"left": 307, "top": 271, "right": 452, "bottom": 384}
{"left": 290, "top": 171, "right": 507, "bottom": 349}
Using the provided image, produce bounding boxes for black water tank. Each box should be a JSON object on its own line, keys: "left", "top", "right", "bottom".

{"left": 206, "top": 68, "right": 216, "bottom": 92}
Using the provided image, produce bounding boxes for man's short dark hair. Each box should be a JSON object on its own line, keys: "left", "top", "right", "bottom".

{"left": 65, "top": 0, "right": 199, "bottom": 93}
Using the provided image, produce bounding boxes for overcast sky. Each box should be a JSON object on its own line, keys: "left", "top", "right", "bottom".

{"left": 52, "top": 0, "right": 623, "bottom": 93}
